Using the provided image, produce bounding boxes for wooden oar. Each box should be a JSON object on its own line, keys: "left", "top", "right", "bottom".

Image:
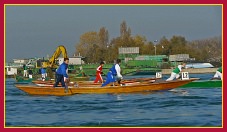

{"left": 64, "top": 79, "right": 70, "bottom": 93}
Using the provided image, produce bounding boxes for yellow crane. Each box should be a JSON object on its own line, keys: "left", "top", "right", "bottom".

{"left": 41, "top": 45, "right": 68, "bottom": 68}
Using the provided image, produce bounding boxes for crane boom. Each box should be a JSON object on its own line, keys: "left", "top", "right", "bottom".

{"left": 42, "top": 45, "right": 68, "bottom": 68}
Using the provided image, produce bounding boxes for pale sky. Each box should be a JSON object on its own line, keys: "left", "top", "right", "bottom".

{"left": 5, "top": 5, "right": 222, "bottom": 62}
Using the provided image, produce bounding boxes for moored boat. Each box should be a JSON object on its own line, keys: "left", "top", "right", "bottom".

{"left": 15, "top": 78, "right": 199, "bottom": 96}
{"left": 14, "top": 75, "right": 34, "bottom": 83}
{"left": 179, "top": 79, "right": 222, "bottom": 88}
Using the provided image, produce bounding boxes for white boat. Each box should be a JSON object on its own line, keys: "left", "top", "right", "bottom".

{"left": 186, "top": 63, "right": 214, "bottom": 68}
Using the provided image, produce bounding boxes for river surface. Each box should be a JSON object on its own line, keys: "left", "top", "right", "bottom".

{"left": 5, "top": 74, "right": 222, "bottom": 127}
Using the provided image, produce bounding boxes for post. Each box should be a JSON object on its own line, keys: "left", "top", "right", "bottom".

{"left": 154, "top": 46, "right": 156, "bottom": 56}
{"left": 153, "top": 40, "right": 158, "bottom": 56}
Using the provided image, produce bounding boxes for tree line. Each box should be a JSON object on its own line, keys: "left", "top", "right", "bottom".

{"left": 75, "top": 21, "right": 222, "bottom": 65}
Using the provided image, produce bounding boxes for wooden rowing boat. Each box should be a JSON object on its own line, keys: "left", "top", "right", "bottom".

{"left": 32, "top": 78, "right": 157, "bottom": 87}
{"left": 14, "top": 78, "right": 199, "bottom": 96}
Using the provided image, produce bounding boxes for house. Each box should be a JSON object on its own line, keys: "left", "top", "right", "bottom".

{"left": 5, "top": 63, "right": 20, "bottom": 77}
{"left": 58, "top": 56, "right": 85, "bottom": 65}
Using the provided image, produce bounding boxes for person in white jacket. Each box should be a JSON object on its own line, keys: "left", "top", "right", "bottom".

{"left": 115, "top": 59, "right": 123, "bottom": 84}
{"left": 166, "top": 62, "right": 186, "bottom": 81}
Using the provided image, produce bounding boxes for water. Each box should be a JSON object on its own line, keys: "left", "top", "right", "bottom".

{"left": 5, "top": 74, "right": 222, "bottom": 127}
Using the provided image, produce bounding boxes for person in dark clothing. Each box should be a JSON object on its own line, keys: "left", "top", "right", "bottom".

{"left": 53, "top": 58, "right": 69, "bottom": 87}
{"left": 28, "top": 68, "right": 33, "bottom": 79}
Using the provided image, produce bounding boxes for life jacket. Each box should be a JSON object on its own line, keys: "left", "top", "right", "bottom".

{"left": 172, "top": 67, "right": 180, "bottom": 74}
{"left": 110, "top": 64, "right": 117, "bottom": 76}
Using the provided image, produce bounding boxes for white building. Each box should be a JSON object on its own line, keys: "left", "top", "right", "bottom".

{"left": 13, "top": 59, "right": 29, "bottom": 64}
{"left": 5, "top": 66, "right": 17, "bottom": 76}
{"left": 58, "top": 56, "right": 85, "bottom": 65}
{"left": 169, "top": 54, "right": 191, "bottom": 62}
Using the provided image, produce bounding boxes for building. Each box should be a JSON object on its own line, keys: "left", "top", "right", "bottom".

{"left": 58, "top": 56, "right": 85, "bottom": 65}
{"left": 13, "top": 58, "right": 29, "bottom": 64}
{"left": 5, "top": 63, "right": 20, "bottom": 77}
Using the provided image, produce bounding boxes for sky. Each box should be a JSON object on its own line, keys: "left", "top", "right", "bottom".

{"left": 5, "top": 5, "right": 222, "bottom": 62}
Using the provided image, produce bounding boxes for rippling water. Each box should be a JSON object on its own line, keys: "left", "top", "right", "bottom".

{"left": 5, "top": 74, "right": 222, "bottom": 127}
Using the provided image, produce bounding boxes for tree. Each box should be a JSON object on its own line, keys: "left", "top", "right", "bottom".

{"left": 120, "top": 21, "right": 127, "bottom": 37}
{"left": 169, "top": 36, "right": 188, "bottom": 54}
{"left": 158, "top": 36, "right": 171, "bottom": 55}
{"left": 75, "top": 32, "right": 100, "bottom": 63}
{"left": 141, "top": 41, "right": 154, "bottom": 55}
{"left": 74, "top": 20, "right": 222, "bottom": 65}
{"left": 99, "top": 27, "right": 109, "bottom": 47}
{"left": 119, "top": 21, "right": 132, "bottom": 46}
{"left": 98, "top": 27, "right": 109, "bottom": 62}
{"left": 187, "top": 36, "right": 222, "bottom": 62}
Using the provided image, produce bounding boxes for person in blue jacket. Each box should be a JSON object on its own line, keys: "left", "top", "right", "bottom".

{"left": 41, "top": 67, "right": 47, "bottom": 81}
{"left": 102, "top": 59, "right": 123, "bottom": 87}
{"left": 101, "top": 69, "right": 116, "bottom": 87}
{"left": 53, "top": 58, "right": 69, "bottom": 87}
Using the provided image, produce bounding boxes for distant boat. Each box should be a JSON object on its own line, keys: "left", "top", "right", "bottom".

{"left": 179, "top": 79, "right": 222, "bottom": 88}
{"left": 186, "top": 63, "right": 214, "bottom": 68}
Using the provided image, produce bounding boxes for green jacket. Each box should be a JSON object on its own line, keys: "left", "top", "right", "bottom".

{"left": 217, "top": 67, "right": 222, "bottom": 73}
{"left": 173, "top": 67, "right": 180, "bottom": 74}
{"left": 172, "top": 65, "right": 183, "bottom": 74}
{"left": 23, "top": 65, "right": 27, "bottom": 70}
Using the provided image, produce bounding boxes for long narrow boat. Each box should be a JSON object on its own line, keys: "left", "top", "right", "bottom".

{"left": 32, "top": 78, "right": 157, "bottom": 87}
{"left": 15, "top": 78, "right": 199, "bottom": 96}
{"left": 179, "top": 80, "right": 222, "bottom": 88}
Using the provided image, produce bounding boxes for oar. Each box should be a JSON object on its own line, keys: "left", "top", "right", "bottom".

{"left": 64, "top": 78, "right": 69, "bottom": 93}
{"left": 64, "top": 84, "right": 68, "bottom": 93}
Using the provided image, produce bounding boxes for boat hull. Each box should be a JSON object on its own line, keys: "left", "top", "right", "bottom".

{"left": 15, "top": 78, "right": 199, "bottom": 96}
{"left": 179, "top": 80, "right": 222, "bottom": 88}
